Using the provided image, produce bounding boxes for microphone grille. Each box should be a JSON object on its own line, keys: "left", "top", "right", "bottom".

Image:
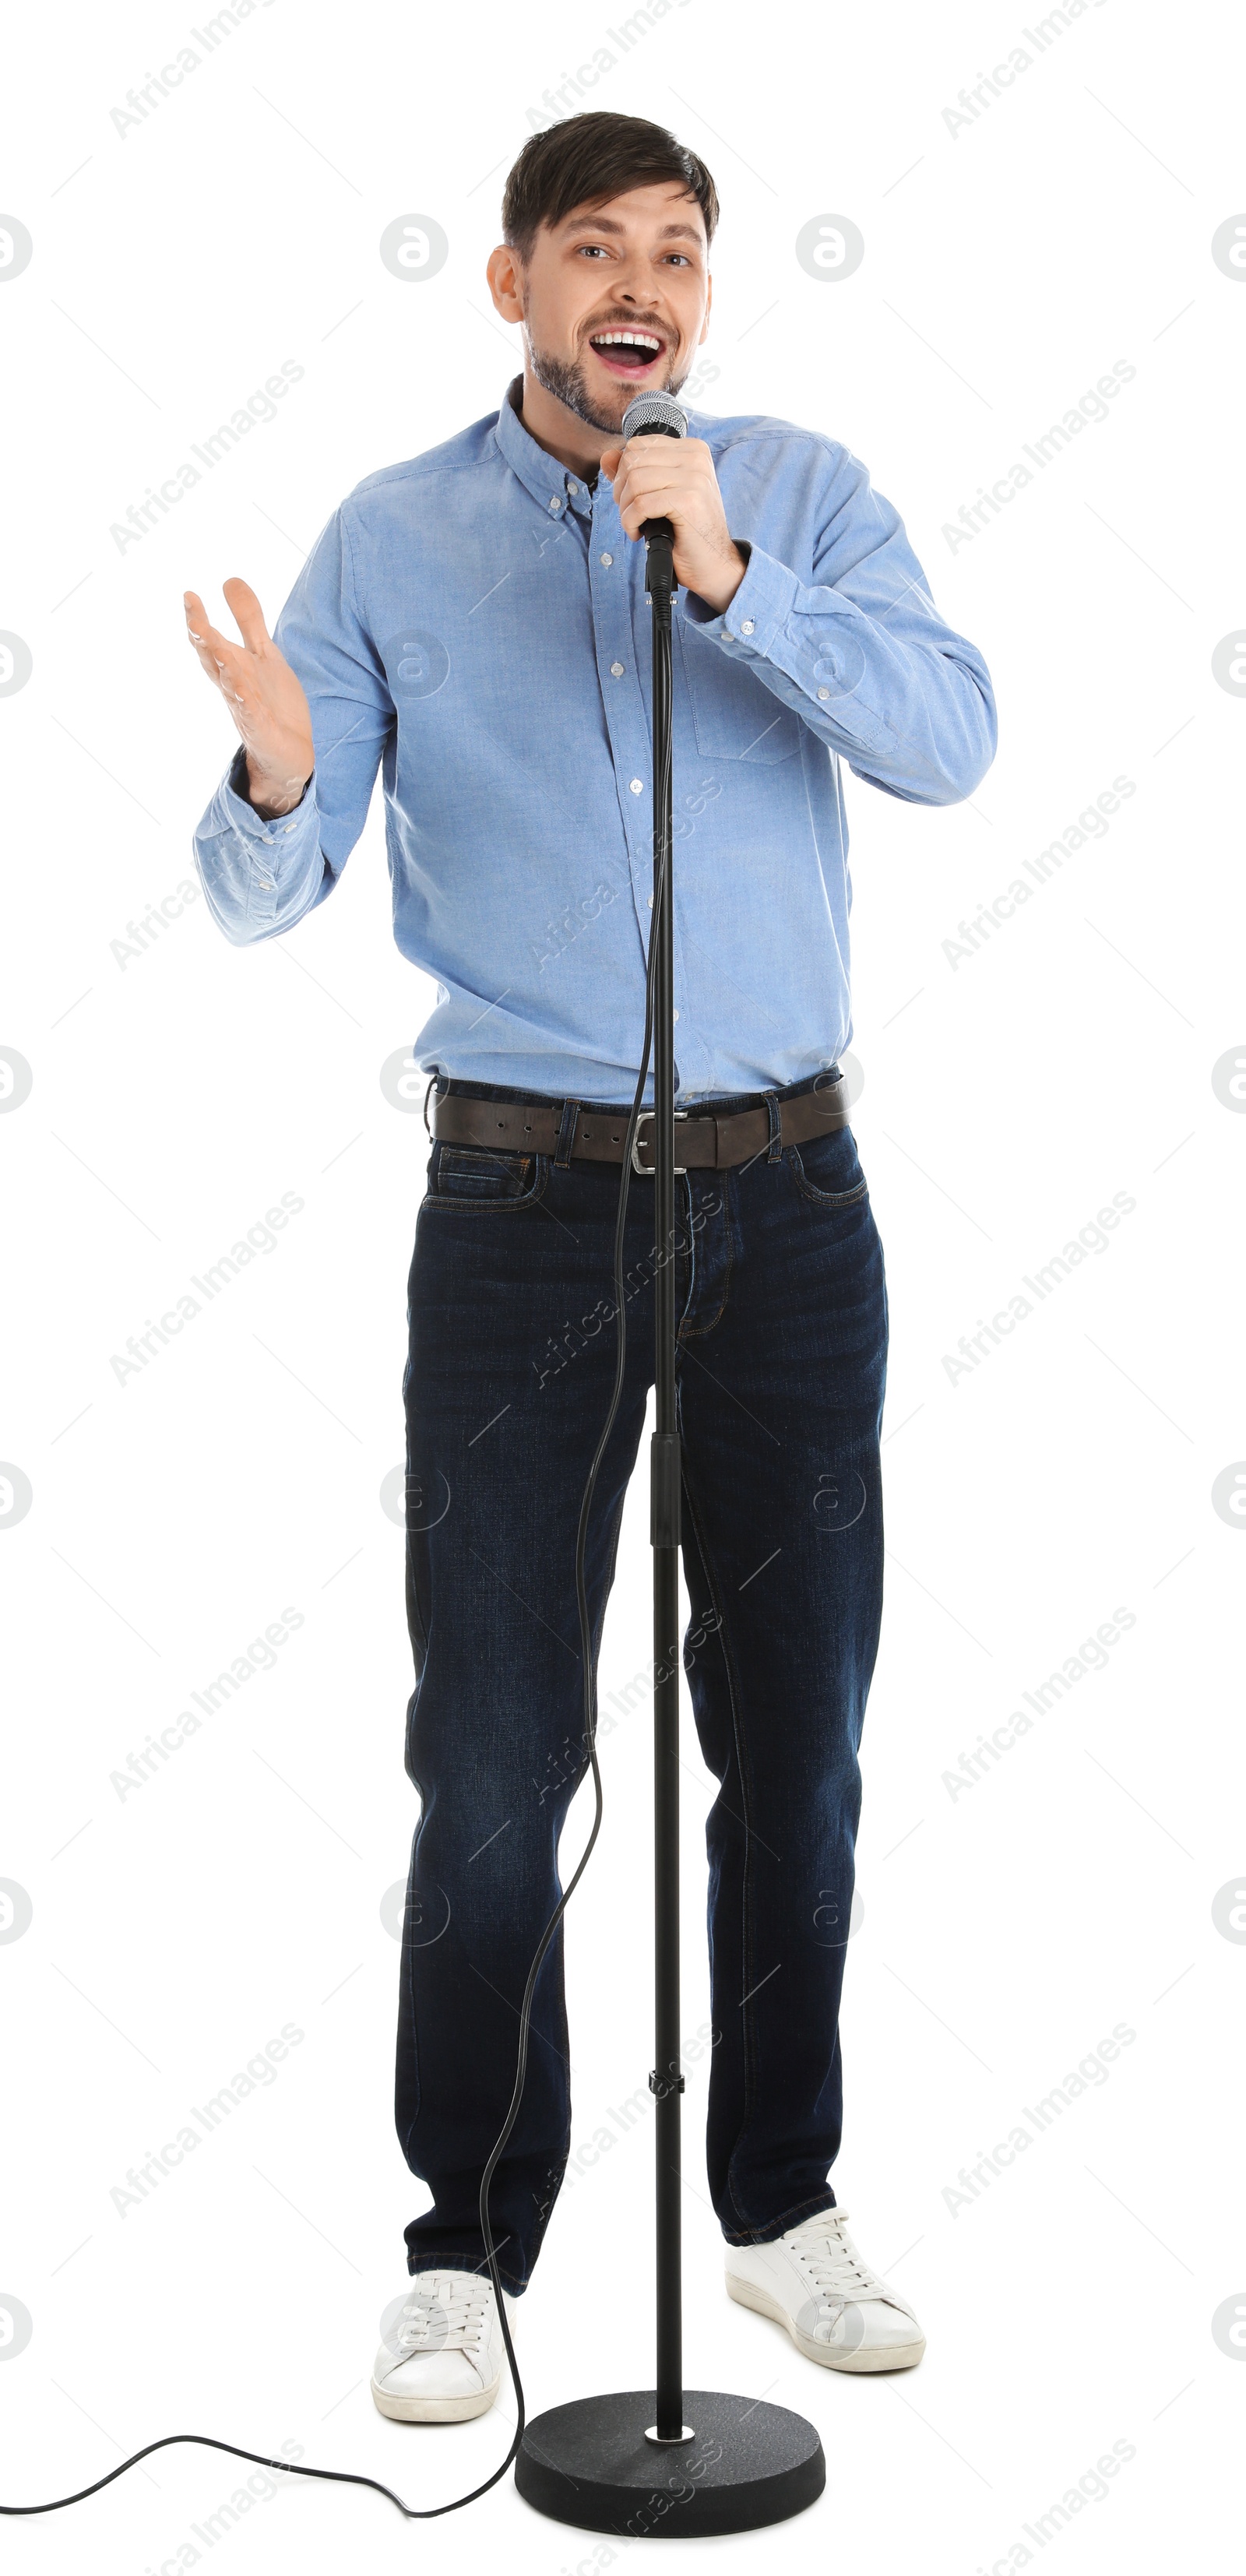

{"left": 620, "top": 390, "right": 688, "bottom": 442}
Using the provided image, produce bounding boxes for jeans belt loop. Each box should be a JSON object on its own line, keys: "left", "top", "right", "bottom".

{"left": 554, "top": 1097, "right": 581, "bottom": 1169}
{"left": 763, "top": 1089, "right": 783, "bottom": 1164}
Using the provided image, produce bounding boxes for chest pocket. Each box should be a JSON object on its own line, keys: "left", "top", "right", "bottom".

{"left": 676, "top": 608, "right": 804, "bottom": 764}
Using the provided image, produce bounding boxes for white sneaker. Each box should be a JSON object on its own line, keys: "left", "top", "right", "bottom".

{"left": 370, "top": 2268, "right": 519, "bottom": 2423}
{"left": 725, "top": 2207, "right": 924, "bottom": 2372}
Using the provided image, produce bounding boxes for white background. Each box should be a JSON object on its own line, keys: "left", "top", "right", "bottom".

{"left": 2, "top": 0, "right": 1244, "bottom": 2567}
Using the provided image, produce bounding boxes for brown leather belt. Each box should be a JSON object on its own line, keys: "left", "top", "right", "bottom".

{"left": 431, "top": 1073, "right": 850, "bottom": 1174}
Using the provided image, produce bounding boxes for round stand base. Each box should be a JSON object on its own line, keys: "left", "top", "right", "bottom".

{"left": 515, "top": 2387, "right": 825, "bottom": 2537}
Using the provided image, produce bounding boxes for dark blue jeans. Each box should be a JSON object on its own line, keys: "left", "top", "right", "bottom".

{"left": 397, "top": 1069, "right": 889, "bottom": 2294}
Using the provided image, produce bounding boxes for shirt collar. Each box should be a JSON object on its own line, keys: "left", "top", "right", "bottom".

{"left": 493, "top": 374, "right": 599, "bottom": 522}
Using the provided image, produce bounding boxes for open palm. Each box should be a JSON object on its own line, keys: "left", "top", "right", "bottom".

{"left": 184, "top": 576, "right": 314, "bottom": 815}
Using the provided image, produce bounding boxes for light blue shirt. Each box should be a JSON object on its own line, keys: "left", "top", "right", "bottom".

{"left": 192, "top": 375, "right": 995, "bottom": 1104}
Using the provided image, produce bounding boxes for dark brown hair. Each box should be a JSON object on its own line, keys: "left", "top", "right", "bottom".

{"left": 502, "top": 111, "right": 719, "bottom": 265}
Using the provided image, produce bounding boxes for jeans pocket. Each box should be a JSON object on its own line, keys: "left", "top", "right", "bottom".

{"left": 786, "top": 1124, "right": 870, "bottom": 1209}
{"left": 429, "top": 1142, "right": 548, "bottom": 1209}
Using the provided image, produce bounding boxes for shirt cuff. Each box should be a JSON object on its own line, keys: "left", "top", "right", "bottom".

{"left": 218, "top": 745, "right": 318, "bottom": 925}
{"left": 681, "top": 542, "right": 797, "bottom": 659}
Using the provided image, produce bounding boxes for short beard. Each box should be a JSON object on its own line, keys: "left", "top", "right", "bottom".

{"left": 522, "top": 325, "right": 685, "bottom": 435}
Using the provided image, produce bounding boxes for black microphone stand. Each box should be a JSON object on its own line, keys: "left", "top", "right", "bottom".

{"left": 515, "top": 466, "right": 825, "bottom": 2539}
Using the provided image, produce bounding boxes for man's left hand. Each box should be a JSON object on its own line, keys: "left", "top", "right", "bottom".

{"left": 599, "top": 435, "right": 748, "bottom": 616}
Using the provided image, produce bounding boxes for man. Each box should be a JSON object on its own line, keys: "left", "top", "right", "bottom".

{"left": 187, "top": 109, "right": 995, "bottom": 2426}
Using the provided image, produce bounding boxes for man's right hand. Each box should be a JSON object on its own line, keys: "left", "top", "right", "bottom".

{"left": 184, "top": 577, "right": 315, "bottom": 819}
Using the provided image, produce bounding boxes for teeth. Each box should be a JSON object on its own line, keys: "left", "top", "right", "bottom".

{"left": 592, "top": 331, "right": 661, "bottom": 351}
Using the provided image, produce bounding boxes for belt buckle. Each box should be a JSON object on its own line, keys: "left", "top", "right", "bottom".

{"left": 632, "top": 1111, "right": 688, "bottom": 1176}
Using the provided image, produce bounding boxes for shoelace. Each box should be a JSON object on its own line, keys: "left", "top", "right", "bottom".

{"left": 787, "top": 2211, "right": 886, "bottom": 2306}
{"left": 392, "top": 2275, "right": 492, "bottom": 2359}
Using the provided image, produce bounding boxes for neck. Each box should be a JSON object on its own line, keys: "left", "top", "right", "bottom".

{"left": 515, "top": 365, "right": 614, "bottom": 477}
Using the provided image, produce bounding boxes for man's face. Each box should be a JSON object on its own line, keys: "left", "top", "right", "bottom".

{"left": 491, "top": 180, "right": 711, "bottom": 436}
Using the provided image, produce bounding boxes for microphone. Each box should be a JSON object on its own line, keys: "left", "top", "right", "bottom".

{"left": 619, "top": 389, "right": 688, "bottom": 594}
{"left": 620, "top": 387, "right": 688, "bottom": 446}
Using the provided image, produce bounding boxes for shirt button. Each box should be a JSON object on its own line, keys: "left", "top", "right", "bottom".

{"left": 600, "top": 551, "right": 613, "bottom": 567}
{"left": 283, "top": 820, "right": 298, "bottom": 831}
{"left": 258, "top": 878, "right": 273, "bottom": 891}
{"left": 611, "top": 660, "right": 625, "bottom": 677}
{"left": 817, "top": 687, "right": 830, "bottom": 700}
{"left": 629, "top": 777, "right": 643, "bottom": 794}
{"left": 673, "top": 1009, "right": 680, "bottom": 1022}
{"left": 740, "top": 618, "right": 755, "bottom": 635}
{"left": 548, "top": 495, "right": 562, "bottom": 512}
{"left": 567, "top": 480, "right": 579, "bottom": 494}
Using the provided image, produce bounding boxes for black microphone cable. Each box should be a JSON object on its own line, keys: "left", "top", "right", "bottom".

{"left": 0, "top": 643, "right": 675, "bottom": 2526}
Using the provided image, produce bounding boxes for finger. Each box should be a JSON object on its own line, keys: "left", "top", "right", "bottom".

{"left": 614, "top": 475, "right": 683, "bottom": 532}
{"left": 617, "top": 443, "right": 674, "bottom": 478}
{"left": 614, "top": 461, "right": 697, "bottom": 517}
{"left": 621, "top": 435, "right": 713, "bottom": 484}
{"left": 615, "top": 485, "right": 651, "bottom": 534}
{"left": 184, "top": 591, "right": 222, "bottom": 656}
{"left": 184, "top": 601, "right": 243, "bottom": 685}
{"left": 183, "top": 590, "right": 231, "bottom": 658}
{"left": 221, "top": 575, "right": 272, "bottom": 653}
{"left": 621, "top": 432, "right": 706, "bottom": 465}
{"left": 599, "top": 445, "right": 623, "bottom": 477}
{"left": 635, "top": 437, "right": 708, "bottom": 466}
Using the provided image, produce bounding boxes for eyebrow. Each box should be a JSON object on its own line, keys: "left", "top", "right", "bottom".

{"left": 561, "top": 213, "right": 704, "bottom": 245}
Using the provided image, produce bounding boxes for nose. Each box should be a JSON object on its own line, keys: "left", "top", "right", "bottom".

{"left": 611, "top": 251, "right": 657, "bottom": 308}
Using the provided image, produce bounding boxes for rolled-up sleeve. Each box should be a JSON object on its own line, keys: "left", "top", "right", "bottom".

{"left": 684, "top": 442, "right": 996, "bottom": 807}
{"left": 191, "top": 503, "right": 393, "bottom": 945}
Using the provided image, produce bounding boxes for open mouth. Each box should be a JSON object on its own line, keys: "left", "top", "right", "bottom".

{"left": 586, "top": 327, "right": 667, "bottom": 380}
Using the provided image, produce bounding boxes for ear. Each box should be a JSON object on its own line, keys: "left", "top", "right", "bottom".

{"left": 487, "top": 242, "right": 525, "bottom": 324}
